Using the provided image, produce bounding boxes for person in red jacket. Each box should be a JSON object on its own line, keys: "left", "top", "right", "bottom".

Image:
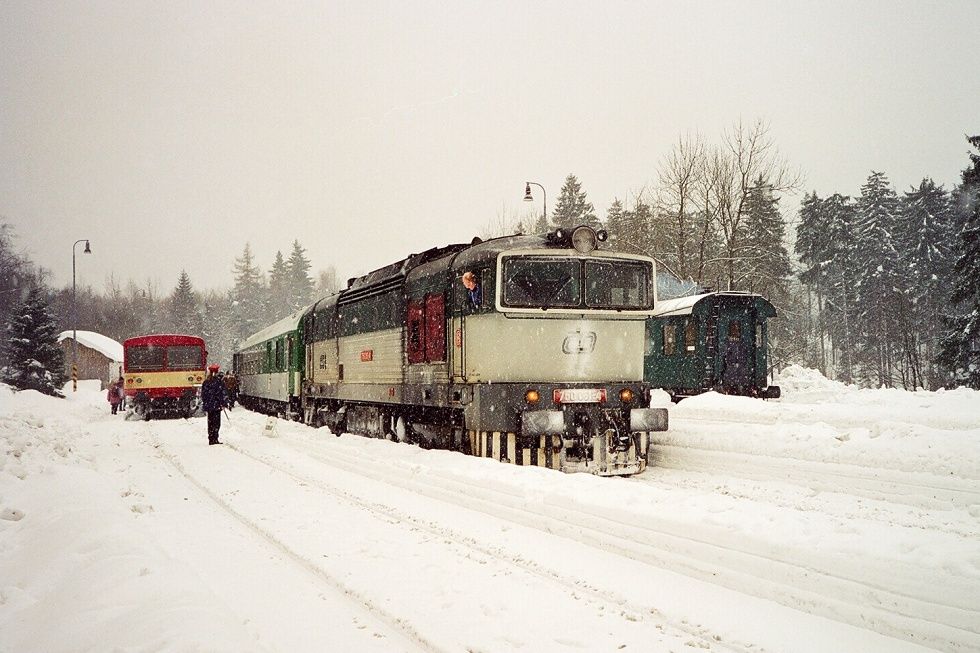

{"left": 107, "top": 377, "right": 124, "bottom": 415}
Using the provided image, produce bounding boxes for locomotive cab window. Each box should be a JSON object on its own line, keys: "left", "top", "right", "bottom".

{"left": 458, "top": 269, "right": 487, "bottom": 312}
{"left": 502, "top": 257, "right": 580, "bottom": 308}
{"left": 502, "top": 256, "right": 652, "bottom": 310}
{"left": 127, "top": 346, "right": 165, "bottom": 371}
{"left": 168, "top": 345, "right": 202, "bottom": 370}
{"left": 584, "top": 260, "right": 649, "bottom": 309}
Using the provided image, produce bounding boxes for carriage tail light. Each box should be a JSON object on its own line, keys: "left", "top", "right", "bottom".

{"left": 525, "top": 389, "right": 541, "bottom": 404}
{"left": 619, "top": 388, "right": 634, "bottom": 404}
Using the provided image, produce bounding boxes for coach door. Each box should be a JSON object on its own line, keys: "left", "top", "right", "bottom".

{"left": 718, "top": 303, "right": 755, "bottom": 384}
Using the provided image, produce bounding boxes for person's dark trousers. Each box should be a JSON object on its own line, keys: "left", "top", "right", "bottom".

{"left": 207, "top": 410, "right": 222, "bottom": 444}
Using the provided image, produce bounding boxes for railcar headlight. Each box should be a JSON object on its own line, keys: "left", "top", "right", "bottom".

{"left": 525, "top": 389, "right": 541, "bottom": 404}
{"left": 619, "top": 388, "right": 634, "bottom": 404}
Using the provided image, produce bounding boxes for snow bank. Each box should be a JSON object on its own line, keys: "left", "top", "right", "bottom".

{"left": 656, "top": 366, "right": 980, "bottom": 478}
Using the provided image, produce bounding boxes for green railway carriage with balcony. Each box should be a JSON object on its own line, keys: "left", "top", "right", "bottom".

{"left": 234, "top": 308, "right": 307, "bottom": 416}
{"left": 296, "top": 225, "right": 669, "bottom": 476}
{"left": 645, "top": 292, "right": 780, "bottom": 400}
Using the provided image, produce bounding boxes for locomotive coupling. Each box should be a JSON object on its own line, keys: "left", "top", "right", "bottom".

{"left": 521, "top": 410, "right": 566, "bottom": 435}
{"left": 630, "top": 407, "right": 669, "bottom": 432}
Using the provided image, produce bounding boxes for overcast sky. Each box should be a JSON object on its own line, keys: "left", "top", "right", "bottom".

{"left": 1, "top": 0, "right": 977, "bottom": 293}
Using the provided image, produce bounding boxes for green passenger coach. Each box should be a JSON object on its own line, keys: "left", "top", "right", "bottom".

{"left": 645, "top": 292, "right": 780, "bottom": 400}
{"left": 234, "top": 308, "right": 306, "bottom": 416}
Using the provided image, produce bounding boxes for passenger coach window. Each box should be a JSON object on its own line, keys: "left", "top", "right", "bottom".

{"left": 663, "top": 324, "right": 677, "bottom": 356}
{"left": 684, "top": 319, "right": 696, "bottom": 354}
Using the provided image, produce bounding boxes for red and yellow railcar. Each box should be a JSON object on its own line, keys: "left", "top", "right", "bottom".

{"left": 123, "top": 334, "right": 207, "bottom": 419}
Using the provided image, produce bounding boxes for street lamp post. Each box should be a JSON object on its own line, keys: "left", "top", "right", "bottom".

{"left": 72, "top": 239, "right": 91, "bottom": 392}
{"left": 523, "top": 181, "right": 547, "bottom": 227}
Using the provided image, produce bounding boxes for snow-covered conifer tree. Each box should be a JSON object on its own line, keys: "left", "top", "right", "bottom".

{"left": 897, "top": 179, "right": 955, "bottom": 388}
{"left": 853, "top": 171, "right": 902, "bottom": 386}
{"left": 168, "top": 271, "right": 203, "bottom": 336}
{"left": 552, "top": 174, "right": 600, "bottom": 230}
{"left": 2, "top": 285, "right": 66, "bottom": 396}
{"left": 232, "top": 243, "right": 265, "bottom": 342}
{"left": 267, "top": 250, "right": 290, "bottom": 321}
{"left": 286, "top": 240, "right": 314, "bottom": 313}
{"left": 939, "top": 136, "right": 980, "bottom": 388}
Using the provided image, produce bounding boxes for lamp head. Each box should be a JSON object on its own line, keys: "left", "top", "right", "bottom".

{"left": 523, "top": 182, "right": 533, "bottom": 202}
{"left": 83, "top": 240, "right": 91, "bottom": 254}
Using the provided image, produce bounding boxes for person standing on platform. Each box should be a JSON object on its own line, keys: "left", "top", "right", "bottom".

{"left": 201, "top": 364, "right": 227, "bottom": 445}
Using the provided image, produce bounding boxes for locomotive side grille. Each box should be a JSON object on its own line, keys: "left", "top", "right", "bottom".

{"left": 338, "top": 276, "right": 404, "bottom": 305}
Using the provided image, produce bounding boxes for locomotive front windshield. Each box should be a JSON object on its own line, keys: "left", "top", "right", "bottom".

{"left": 127, "top": 345, "right": 165, "bottom": 371}
{"left": 503, "top": 256, "right": 651, "bottom": 310}
{"left": 167, "top": 345, "right": 203, "bottom": 370}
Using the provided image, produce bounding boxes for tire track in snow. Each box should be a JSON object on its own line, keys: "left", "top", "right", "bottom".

{"left": 138, "top": 426, "right": 447, "bottom": 653}
{"left": 265, "top": 432, "right": 979, "bottom": 653}
{"left": 225, "top": 437, "right": 759, "bottom": 653}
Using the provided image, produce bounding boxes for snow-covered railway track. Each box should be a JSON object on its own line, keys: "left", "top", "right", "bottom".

{"left": 273, "top": 434, "right": 979, "bottom": 653}
{"left": 143, "top": 432, "right": 446, "bottom": 653}
{"left": 225, "top": 437, "right": 757, "bottom": 653}
{"left": 649, "top": 443, "right": 980, "bottom": 512}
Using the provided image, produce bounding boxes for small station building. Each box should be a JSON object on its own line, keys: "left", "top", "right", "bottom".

{"left": 57, "top": 331, "right": 124, "bottom": 390}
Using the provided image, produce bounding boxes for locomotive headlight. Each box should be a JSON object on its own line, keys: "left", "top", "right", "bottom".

{"left": 525, "top": 389, "right": 541, "bottom": 404}
{"left": 619, "top": 388, "right": 634, "bottom": 404}
{"left": 571, "top": 226, "right": 598, "bottom": 253}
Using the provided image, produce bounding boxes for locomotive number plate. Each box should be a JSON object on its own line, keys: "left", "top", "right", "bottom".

{"left": 553, "top": 388, "right": 607, "bottom": 404}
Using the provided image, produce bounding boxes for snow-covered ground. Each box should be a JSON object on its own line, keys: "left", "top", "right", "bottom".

{"left": 1, "top": 369, "right": 978, "bottom": 652}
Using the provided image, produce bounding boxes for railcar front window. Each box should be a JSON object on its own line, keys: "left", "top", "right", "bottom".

{"left": 128, "top": 346, "right": 165, "bottom": 371}
{"left": 584, "top": 260, "right": 649, "bottom": 309}
{"left": 168, "top": 345, "right": 202, "bottom": 370}
{"left": 503, "top": 258, "right": 580, "bottom": 308}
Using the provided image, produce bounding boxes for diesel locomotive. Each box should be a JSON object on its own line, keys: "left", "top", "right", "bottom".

{"left": 234, "top": 225, "right": 669, "bottom": 476}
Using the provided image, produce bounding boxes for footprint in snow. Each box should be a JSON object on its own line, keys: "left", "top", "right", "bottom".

{"left": 1, "top": 507, "right": 25, "bottom": 521}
